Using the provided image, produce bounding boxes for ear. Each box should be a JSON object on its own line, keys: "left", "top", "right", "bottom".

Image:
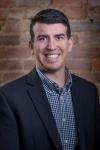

{"left": 29, "top": 41, "right": 34, "bottom": 49}
{"left": 68, "top": 37, "right": 73, "bottom": 52}
{"left": 29, "top": 41, "right": 34, "bottom": 55}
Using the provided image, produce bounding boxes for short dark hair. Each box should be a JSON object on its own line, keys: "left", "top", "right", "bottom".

{"left": 30, "top": 8, "right": 71, "bottom": 41}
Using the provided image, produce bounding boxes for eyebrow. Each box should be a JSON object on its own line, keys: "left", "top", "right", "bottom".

{"left": 54, "top": 33, "right": 66, "bottom": 37}
{"left": 37, "top": 34, "right": 48, "bottom": 39}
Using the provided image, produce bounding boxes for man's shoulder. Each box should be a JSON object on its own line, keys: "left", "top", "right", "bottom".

{"left": 71, "top": 74, "right": 99, "bottom": 103}
{"left": 0, "top": 68, "right": 38, "bottom": 94}
{"left": 0, "top": 73, "right": 28, "bottom": 94}
{"left": 71, "top": 74, "right": 96, "bottom": 89}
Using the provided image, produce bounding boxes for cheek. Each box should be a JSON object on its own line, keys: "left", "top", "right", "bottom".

{"left": 34, "top": 42, "right": 46, "bottom": 52}
{"left": 59, "top": 40, "right": 68, "bottom": 47}
{"left": 34, "top": 42, "right": 39, "bottom": 50}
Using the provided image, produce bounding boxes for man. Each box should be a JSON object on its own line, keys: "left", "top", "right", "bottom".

{"left": 0, "top": 8, "right": 100, "bottom": 150}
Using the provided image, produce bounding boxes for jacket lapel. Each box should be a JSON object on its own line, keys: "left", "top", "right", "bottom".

{"left": 71, "top": 75, "right": 86, "bottom": 150}
{"left": 26, "top": 68, "right": 63, "bottom": 150}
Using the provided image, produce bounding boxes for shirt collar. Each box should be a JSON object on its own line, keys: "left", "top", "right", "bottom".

{"left": 36, "top": 67, "right": 72, "bottom": 92}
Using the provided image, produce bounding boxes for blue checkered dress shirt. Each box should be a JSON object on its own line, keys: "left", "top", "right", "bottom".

{"left": 36, "top": 67, "right": 78, "bottom": 150}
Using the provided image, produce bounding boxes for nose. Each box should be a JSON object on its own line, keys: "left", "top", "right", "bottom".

{"left": 47, "top": 39, "right": 56, "bottom": 50}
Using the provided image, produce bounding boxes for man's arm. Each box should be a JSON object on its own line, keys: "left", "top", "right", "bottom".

{"left": 0, "top": 90, "right": 19, "bottom": 150}
{"left": 95, "top": 86, "right": 100, "bottom": 150}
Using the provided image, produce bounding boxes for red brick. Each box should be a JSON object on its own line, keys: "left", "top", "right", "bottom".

{"left": 20, "top": 32, "right": 30, "bottom": 45}
{"left": 0, "top": 35, "right": 20, "bottom": 45}
{"left": 0, "top": 47, "right": 6, "bottom": 58}
{"left": 8, "top": 8, "right": 25, "bottom": 19}
{"left": 77, "top": 72, "right": 100, "bottom": 83}
{"left": 0, "top": 73, "right": 3, "bottom": 85}
{"left": 0, "top": 9, "right": 9, "bottom": 20}
{"left": 72, "top": 34, "right": 79, "bottom": 46}
{"left": 2, "top": 72, "right": 25, "bottom": 84}
{"left": 66, "top": 58, "right": 92, "bottom": 71}
{"left": 70, "top": 21, "right": 100, "bottom": 32}
{"left": 50, "top": 7, "right": 86, "bottom": 20}
{"left": 87, "top": 7, "right": 100, "bottom": 20}
{"left": 78, "top": 32, "right": 100, "bottom": 45}
{"left": 88, "top": 0, "right": 100, "bottom": 6}
{"left": 92, "top": 58, "right": 100, "bottom": 71}
{"left": 0, "top": 0, "right": 11, "bottom": 8}
{"left": 67, "top": 7, "right": 86, "bottom": 19}
{"left": 68, "top": 47, "right": 100, "bottom": 58}
{"left": 0, "top": 21, "right": 4, "bottom": 31}
{"left": 4, "top": 19, "right": 29, "bottom": 33}
{"left": 24, "top": 8, "right": 40, "bottom": 19}
{"left": 81, "top": 0, "right": 87, "bottom": 5}
{"left": 0, "top": 46, "right": 30, "bottom": 59}
{"left": 52, "top": 0, "right": 82, "bottom": 7}
{"left": 12, "top": 0, "right": 50, "bottom": 7}
{"left": 23, "top": 60, "right": 35, "bottom": 70}
{"left": 0, "top": 60, "right": 24, "bottom": 71}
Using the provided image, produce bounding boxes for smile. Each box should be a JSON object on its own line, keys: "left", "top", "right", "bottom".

{"left": 45, "top": 54, "right": 59, "bottom": 58}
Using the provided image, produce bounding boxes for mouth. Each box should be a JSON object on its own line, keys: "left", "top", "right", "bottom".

{"left": 45, "top": 54, "right": 60, "bottom": 59}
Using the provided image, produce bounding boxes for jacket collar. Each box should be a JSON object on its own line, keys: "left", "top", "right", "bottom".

{"left": 26, "top": 67, "right": 63, "bottom": 150}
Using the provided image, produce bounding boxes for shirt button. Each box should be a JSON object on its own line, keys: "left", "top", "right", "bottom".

{"left": 62, "top": 118, "right": 66, "bottom": 122}
{"left": 60, "top": 95, "right": 64, "bottom": 100}
{"left": 64, "top": 140, "right": 68, "bottom": 144}
{"left": 49, "top": 91, "right": 52, "bottom": 94}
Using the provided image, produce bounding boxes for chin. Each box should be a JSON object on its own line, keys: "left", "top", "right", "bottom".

{"left": 43, "top": 66, "right": 63, "bottom": 73}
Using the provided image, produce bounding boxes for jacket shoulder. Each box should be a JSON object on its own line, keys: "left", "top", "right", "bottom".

{"left": 71, "top": 74, "right": 97, "bottom": 89}
{"left": 0, "top": 74, "right": 27, "bottom": 93}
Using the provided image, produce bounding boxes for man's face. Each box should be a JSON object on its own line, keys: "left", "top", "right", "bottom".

{"left": 30, "top": 23, "right": 73, "bottom": 72}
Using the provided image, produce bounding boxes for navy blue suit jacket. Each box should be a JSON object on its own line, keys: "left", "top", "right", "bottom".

{"left": 0, "top": 68, "right": 100, "bottom": 150}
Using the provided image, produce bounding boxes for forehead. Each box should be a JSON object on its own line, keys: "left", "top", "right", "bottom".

{"left": 33, "top": 23, "right": 67, "bottom": 35}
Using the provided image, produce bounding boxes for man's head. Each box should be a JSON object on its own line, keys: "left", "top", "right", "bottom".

{"left": 30, "top": 8, "right": 71, "bottom": 41}
{"left": 29, "top": 8, "right": 73, "bottom": 73}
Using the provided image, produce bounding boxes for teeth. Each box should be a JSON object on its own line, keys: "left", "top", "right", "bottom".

{"left": 46, "top": 54, "right": 58, "bottom": 58}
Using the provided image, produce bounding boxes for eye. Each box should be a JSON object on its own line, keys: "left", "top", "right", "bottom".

{"left": 55, "top": 34, "right": 66, "bottom": 41}
{"left": 37, "top": 35, "right": 48, "bottom": 42}
{"left": 38, "top": 37, "right": 45, "bottom": 41}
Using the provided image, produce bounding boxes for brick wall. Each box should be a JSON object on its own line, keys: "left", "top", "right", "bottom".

{"left": 0, "top": 0, "right": 100, "bottom": 96}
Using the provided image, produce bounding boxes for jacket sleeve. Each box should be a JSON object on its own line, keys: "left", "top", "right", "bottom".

{"left": 0, "top": 90, "right": 19, "bottom": 150}
{"left": 95, "top": 86, "right": 100, "bottom": 150}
